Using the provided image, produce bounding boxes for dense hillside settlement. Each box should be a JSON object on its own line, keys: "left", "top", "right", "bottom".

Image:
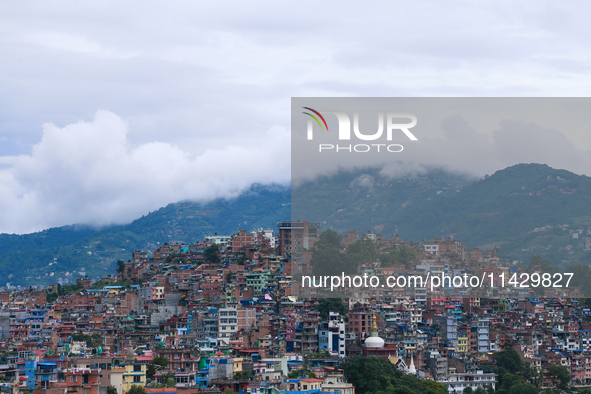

{"left": 1, "top": 222, "right": 591, "bottom": 394}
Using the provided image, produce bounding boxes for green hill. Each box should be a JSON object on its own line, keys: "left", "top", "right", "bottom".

{"left": 4, "top": 163, "right": 591, "bottom": 287}
{"left": 0, "top": 184, "right": 290, "bottom": 287}
{"left": 294, "top": 163, "right": 591, "bottom": 267}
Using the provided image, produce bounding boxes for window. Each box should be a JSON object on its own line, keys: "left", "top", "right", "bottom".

{"left": 133, "top": 376, "right": 141, "bottom": 382}
{"left": 134, "top": 365, "right": 142, "bottom": 371}
{"left": 71, "top": 376, "right": 78, "bottom": 383}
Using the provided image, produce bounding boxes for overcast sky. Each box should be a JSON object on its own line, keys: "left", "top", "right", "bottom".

{"left": 2, "top": 1, "right": 591, "bottom": 234}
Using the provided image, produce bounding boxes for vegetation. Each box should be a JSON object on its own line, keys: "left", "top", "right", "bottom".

{"left": 7, "top": 163, "right": 591, "bottom": 286}
{"left": 204, "top": 244, "right": 220, "bottom": 264}
{"left": 314, "top": 299, "right": 347, "bottom": 320}
{"left": 71, "top": 332, "right": 103, "bottom": 348}
{"left": 341, "top": 356, "right": 446, "bottom": 394}
{"left": 90, "top": 279, "right": 131, "bottom": 289}
{"left": 127, "top": 385, "right": 146, "bottom": 394}
{"left": 310, "top": 232, "right": 394, "bottom": 277}
{"left": 288, "top": 370, "right": 317, "bottom": 379}
{"left": 233, "top": 371, "right": 252, "bottom": 380}
{"left": 146, "top": 356, "right": 169, "bottom": 379}
{"left": 494, "top": 346, "right": 523, "bottom": 372}
{"left": 0, "top": 184, "right": 290, "bottom": 286}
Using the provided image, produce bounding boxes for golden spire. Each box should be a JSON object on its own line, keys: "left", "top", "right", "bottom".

{"left": 371, "top": 313, "right": 378, "bottom": 335}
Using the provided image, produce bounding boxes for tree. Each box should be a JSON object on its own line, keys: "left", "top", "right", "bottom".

{"left": 233, "top": 371, "right": 252, "bottom": 380}
{"left": 204, "top": 244, "right": 220, "bottom": 264}
{"left": 316, "top": 229, "right": 342, "bottom": 249}
{"left": 288, "top": 370, "right": 317, "bottom": 379}
{"left": 310, "top": 243, "right": 355, "bottom": 276}
{"left": 392, "top": 247, "right": 415, "bottom": 267}
{"left": 116, "top": 260, "right": 126, "bottom": 274}
{"left": 91, "top": 332, "right": 103, "bottom": 347}
{"left": 462, "top": 388, "right": 473, "bottom": 394}
{"left": 147, "top": 356, "right": 169, "bottom": 379}
{"left": 226, "top": 270, "right": 233, "bottom": 283}
{"left": 166, "top": 377, "right": 175, "bottom": 388}
{"left": 159, "top": 372, "right": 176, "bottom": 386}
{"left": 341, "top": 356, "right": 446, "bottom": 394}
{"left": 315, "top": 299, "right": 347, "bottom": 320}
{"left": 496, "top": 372, "right": 538, "bottom": 394}
{"left": 127, "top": 385, "right": 146, "bottom": 394}
{"left": 545, "top": 365, "right": 570, "bottom": 390}
{"left": 494, "top": 346, "right": 523, "bottom": 373}
{"left": 107, "top": 386, "right": 117, "bottom": 394}
{"left": 346, "top": 239, "right": 377, "bottom": 264}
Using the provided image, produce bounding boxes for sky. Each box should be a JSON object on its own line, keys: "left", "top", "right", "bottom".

{"left": 2, "top": 1, "right": 591, "bottom": 234}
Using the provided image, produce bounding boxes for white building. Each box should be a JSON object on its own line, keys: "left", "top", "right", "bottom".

{"left": 443, "top": 370, "right": 496, "bottom": 393}
{"left": 218, "top": 305, "right": 238, "bottom": 338}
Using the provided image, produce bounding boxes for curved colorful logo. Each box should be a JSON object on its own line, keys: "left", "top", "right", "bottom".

{"left": 302, "top": 107, "right": 329, "bottom": 131}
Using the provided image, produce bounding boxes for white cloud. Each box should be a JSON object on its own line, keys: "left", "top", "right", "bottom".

{"left": 2, "top": 1, "right": 591, "bottom": 232}
{"left": 0, "top": 110, "right": 290, "bottom": 234}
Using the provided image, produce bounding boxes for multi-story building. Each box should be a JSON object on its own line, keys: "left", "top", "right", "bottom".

{"left": 277, "top": 221, "right": 320, "bottom": 256}
{"left": 444, "top": 370, "right": 496, "bottom": 393}
{"left": 318, "top": 312, "right": 346, "bottom": 358}
{"left": 122, "top": 364, "right": 147, "bottom": 392}
{"left": 218, "top": 305, "right": 239, "bottom": 340}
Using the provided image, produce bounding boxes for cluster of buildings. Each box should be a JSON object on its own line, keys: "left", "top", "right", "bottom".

{"left": 0, "top": 222, "right": 589, "bottom": 394}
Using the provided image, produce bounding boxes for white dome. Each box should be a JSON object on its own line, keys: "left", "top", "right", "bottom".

{"left": 364, "top": 335, "right": 385, "bottom": 348}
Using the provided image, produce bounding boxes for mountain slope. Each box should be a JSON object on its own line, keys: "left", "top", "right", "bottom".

{"left": 0, "top": 184, "right": 290, "bottom": 287}
{"left": 293, "top": 163, "right": 591, "bottom": 266}
{"left": 5, "top": 163, "right": 591, "bottom": 287}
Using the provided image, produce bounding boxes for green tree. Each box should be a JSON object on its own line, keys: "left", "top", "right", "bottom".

{"left": 463, "top": 387, "right": 474, "bottom": 394}
{"left": 346, "top": 239, "right": 377, "bottom": 264}
{"left": 147, "top": 356, "right": 169, "bottom": 379}
{"left": 116, "top": 260, "right": 126, "bottom": 274}
{"left": 494, "top": 346, "right": 523, "bottom": 373}
{"left": 546, "top": 365, "right": 570, "bottom": 390}
{"left": 204, "top": 244, "right": 220, "bottom": 264}
{"left": 310, "top": 244, "right": 355, "bottom": 276}
{"left": 166, "top": 377, "right": 175, "bottom": 388}
{"left": 506, "top": 383, "right": 537, "bottom": 394}
{"left": 107, "top": 386, "right": 117, "bottom": 394}
{"left": 127, "top": 385, "right": 146, "bottom": 394}
{"left": 91, "top": 332, "right": 103, "bottom": 347}
{"left": 233, "top": 371, "right": 252, "bottom": 380}
{"left": 341, "top": 356, "right": 446, "bottom": 394}
{"left": 316, "top": 229, "right": 342, "bottom": 249}
{"left": 315, "top": 299, "right": 347, "bottom": 320}
{"left": 288, "top": 370, "right": 317, "bottom": 379}
{"left": 392, "top": 247, "right": 415, "bottom": 267}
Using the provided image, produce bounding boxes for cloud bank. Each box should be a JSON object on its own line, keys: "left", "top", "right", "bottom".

{"left": 0, "top": 111, "right": 290, "bottom": 234}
